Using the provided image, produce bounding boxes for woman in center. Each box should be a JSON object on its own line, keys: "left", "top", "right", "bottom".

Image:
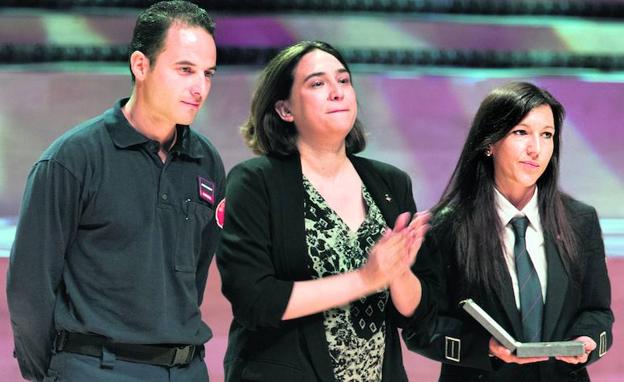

{"left": 217, "top": 41, "right": 436, "bottom": 381}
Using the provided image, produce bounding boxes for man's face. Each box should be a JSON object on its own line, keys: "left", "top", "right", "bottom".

{"left": 141, "top": 23, "right": 217, "bottom": 126}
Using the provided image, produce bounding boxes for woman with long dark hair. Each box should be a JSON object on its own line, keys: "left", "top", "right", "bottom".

{"left": 403, "top": 82, "right": 613, "bottom": 381}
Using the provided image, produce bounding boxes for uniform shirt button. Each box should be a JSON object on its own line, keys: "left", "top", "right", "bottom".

{"left": 161, "top": 193, "right": 168, "bottom": 200}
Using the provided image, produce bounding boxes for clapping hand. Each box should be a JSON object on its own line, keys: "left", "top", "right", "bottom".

{"left": 360, "top": 211, "right": 430, "bottom": 290}
{"left": 400, "top": 211, "right": 431, "bottom": 272}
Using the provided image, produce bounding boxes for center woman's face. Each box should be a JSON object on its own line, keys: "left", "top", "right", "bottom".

{"left": 278, "top": 49, "right": 357, "bottom": 144}
{"left": 491, "top": 104, "right": 555, "bottom": 195}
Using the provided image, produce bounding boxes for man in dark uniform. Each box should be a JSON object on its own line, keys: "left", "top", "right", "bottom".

{"left": 6, "top": 2, "right": 224, "bottom": 381}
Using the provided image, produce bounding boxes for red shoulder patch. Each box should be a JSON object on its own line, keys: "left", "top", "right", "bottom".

{"left": 215, "top": 198, "right": 226, "bottom": 229}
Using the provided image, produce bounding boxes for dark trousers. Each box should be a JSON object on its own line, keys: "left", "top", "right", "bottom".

{"left": 44, "top": 351, "right": 209, "bottom": 382}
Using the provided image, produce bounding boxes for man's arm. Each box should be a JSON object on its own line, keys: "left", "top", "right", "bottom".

{"left": 6, "top": 159, "right": 81, "bottom": 381}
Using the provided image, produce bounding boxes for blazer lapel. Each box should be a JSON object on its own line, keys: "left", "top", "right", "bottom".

{"left": 275, "top": 155, "right": 337, "bottom": 381}
{"left": 493, "top": 268, "right": 524, "bottom": 340}
{"left": 492, "top": 235, "right": 566, "bottom": 342}
{"left": 273, "top": 155, "right": 309, "bottom": 281}
{"left": 350, "top": 156, "right": 401, "bottom": 226}
{"left": 542, "top": 233, "right": 568, "bottom": 341}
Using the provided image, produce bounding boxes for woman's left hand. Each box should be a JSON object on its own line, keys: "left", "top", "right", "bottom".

{"left": 555, "top": 336, "right": 596, "bottom": 364}
{"left": 384, "top": 211, "right": 430, "bottom": 317}
{"left": 400, "top": 211, "right": 431, "bottom": 270}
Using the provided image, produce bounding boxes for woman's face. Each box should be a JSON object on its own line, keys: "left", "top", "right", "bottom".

{"left": 275, "top": 49, "right": 357, "bottom": 147}
{"left": 490, "top": 104, "right": 555, "bottom": 195}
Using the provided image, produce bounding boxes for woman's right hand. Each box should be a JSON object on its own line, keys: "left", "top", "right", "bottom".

{"left": 488, "top": 337, "right": 549, "bottom": 364}
{"left": 359, "top": 212, "right": 413, "bottom": 291}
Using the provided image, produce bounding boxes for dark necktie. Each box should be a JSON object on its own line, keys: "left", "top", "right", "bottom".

{"left": 510, "top": 216, "right": 543, "bottom": 342}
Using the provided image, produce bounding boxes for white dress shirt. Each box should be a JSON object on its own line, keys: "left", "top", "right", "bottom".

{"left": 495, "top": 187, "right": 548, "bottom": 309}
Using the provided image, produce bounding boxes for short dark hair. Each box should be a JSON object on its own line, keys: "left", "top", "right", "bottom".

{"left": 129, "top": 0, "right": 216, "bottom": 82}
{"left": 241, "top": 41, "right": 366, "bottom": 156}
{"left": 434, "top": 81, "right": 580, "bottom": 294}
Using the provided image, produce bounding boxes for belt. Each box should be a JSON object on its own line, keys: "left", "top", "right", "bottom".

{"left": 54, "top": 331, "right": 202, "bottom": 367}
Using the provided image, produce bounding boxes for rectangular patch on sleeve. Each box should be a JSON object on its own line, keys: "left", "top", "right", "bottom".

{"left": 599, "top": 331, "right": 607, "bottom": 357}
{"left": 445, "top": 336, "right": 461, "bottom": 362}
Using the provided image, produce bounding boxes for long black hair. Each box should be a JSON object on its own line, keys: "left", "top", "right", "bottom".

{"left": 434, "top": 82, "right": 580, "bottom": 294}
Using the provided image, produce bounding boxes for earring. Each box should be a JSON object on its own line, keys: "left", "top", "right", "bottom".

{"left": 485, "top": 149, "right": 492, "bottom": 157}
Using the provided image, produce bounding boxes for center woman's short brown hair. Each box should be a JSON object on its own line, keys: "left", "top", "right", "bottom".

{"left": 241, "top": 41, "right": 366, "bottom": 156}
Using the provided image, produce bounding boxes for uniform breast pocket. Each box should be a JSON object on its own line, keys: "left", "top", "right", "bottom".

{"left": 175, "top": 200, "right": 215, "bottom": 272}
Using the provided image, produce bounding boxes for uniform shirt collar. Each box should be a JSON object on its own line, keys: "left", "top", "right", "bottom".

{"left": 494, "top": 186, "right": 542, "bottom": 232}
{"left": 106, "top": 98, "right": 204, "bottom": 159}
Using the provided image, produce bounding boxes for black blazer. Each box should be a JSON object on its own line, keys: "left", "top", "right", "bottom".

{"left": 217, "top": 154, "right": 437, "bottom": 382}
{"left": 402, "top": 196, "right": 614, "bottom": 382}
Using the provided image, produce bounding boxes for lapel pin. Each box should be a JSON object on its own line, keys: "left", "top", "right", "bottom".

{"left": 384, "top": 194, "right": 392, "bottom": 202}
